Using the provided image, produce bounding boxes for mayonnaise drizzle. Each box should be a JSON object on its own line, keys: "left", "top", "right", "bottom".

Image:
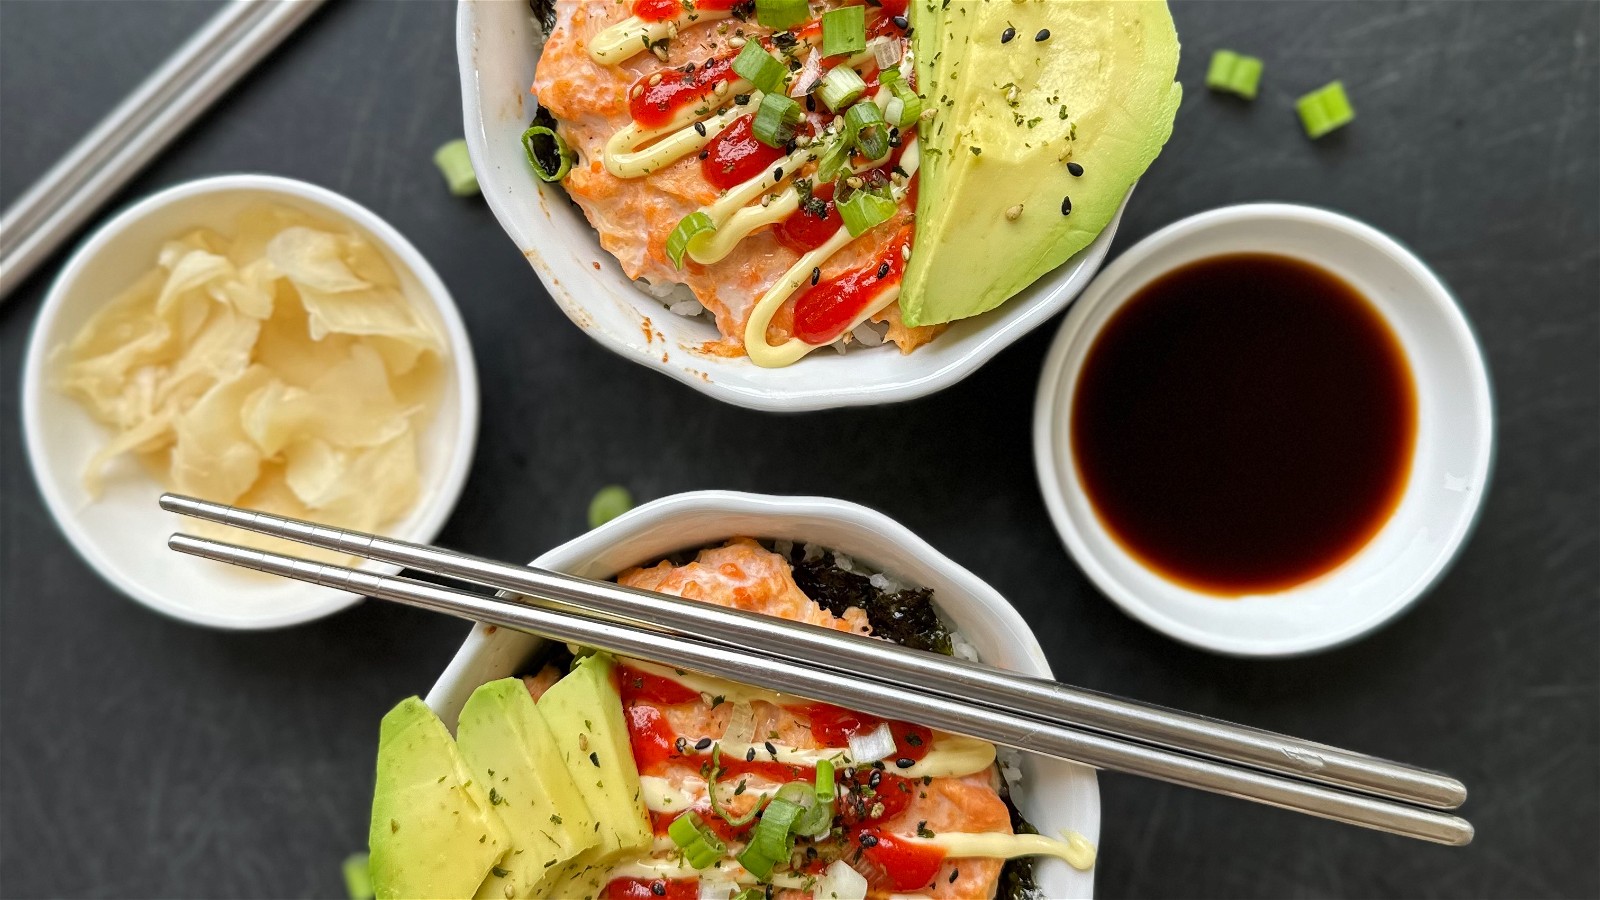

{"left": 589, "top": 9, "right": 734, "bottom": 65}
{"left": 912, "top": 830, "right": 1099, "bottom": 872}
{"left": 604, "top": 86, "right": 758, "bottom": 178}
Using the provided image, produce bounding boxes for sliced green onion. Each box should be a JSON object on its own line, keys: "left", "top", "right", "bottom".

{"left": 432, "top": 139, "right": 479, "bottom": 196}
{"left": 817, "top": 66, "right": 867, "bottom": 112}
{"left": 587, "top": 485, "right": 634, "bottom": 528}
{"left": 521, "top": 124, "right": 574, "bottom": 183}
{"left": 755, "top": 0, "right": 809, "bottom": 30}
{"left": 814, "top": 135, "right": 851, "bottom": 183}
{"left": 737, "top": 797, "right": 803, "bottom": 880}
{"left": 668, "top": 811, "right": 727, "bottom": 869}
{"left": 878, "top": 69, "right": 922, "bottom": 126}
{"left": 838, "top": 184, "right": 897, "bottom": 237}
{"left": 732, "top": 41, "right": 788, "bottom": 94}
{"left": 753, "top": 92, "right": 803, "bottom": 147}
{"left": 844, "top": 100, "right": 889, "bottom": 160}
{"left": 1205, "top": 50, "right": 1263, "bottom": 100}
{"left": 815, "top": 759, "right": 836, "bottom": 801}
{"left": 821, "top": 5, "right": 866, "bottom": 57}
{"left": 665, "top": 212, "right": 716, "bottom": 269}
{"left": 1296, "top": 80, "right": 1355, "bottom": 139}
{"left": 342, "top": 853, "right": 373, "bottom": 900}
{"left": 774, "top": 780, "right": 833, "bottom": 838}
{"left": 708, "top": 745, "right": 768, "bottom": 827}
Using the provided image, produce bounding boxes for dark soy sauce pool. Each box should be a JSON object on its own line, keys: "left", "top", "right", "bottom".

{"left": 1071, "top": 253, "right": 1417, "bottom": 596}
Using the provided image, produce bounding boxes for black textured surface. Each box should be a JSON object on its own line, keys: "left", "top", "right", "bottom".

{"left": 2, "top": 2, "right": 1596, "bottom": 897}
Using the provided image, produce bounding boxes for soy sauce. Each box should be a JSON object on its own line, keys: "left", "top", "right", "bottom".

{"left": 1071, "top": 253, "right": 1416, "bottom": 596}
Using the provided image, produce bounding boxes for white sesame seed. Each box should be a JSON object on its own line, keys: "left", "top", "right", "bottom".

{"left": 1005, "top": 204, "right": 1024, "bottom": 221}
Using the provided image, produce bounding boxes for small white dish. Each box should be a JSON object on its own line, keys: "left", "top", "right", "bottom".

{"left": 455, "top": 0, "right": 1125, "bottom": 412}
{"left": 1033, "top": 203, "right": 1494, "bottom": 657}
{"left": 22, "top": 174, "right": 480, "bottom": 629}
{"left": 425, "top": 490, "right": 1101, "bottom": 898}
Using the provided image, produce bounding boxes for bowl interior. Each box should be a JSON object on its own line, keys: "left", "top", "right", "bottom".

{"left": 22, "top": 176, "right": 479, "bottom": 629}
{"left": 457, "top": 0, "right": 1124, "bottom": 411}
{"left": 425, "top": 491, "right": 1100, "bottom": 898}
{"left": 1034, "top": 204, "right": 1494, "bottom": 656}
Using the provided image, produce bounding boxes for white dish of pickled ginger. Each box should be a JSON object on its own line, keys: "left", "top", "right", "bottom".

{"left": 22, "top": 175, "right": 479, "bottom": 629}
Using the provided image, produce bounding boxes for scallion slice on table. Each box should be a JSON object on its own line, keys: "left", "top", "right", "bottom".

{"left": 753, "top": 92, "right": 803, "bottom": 147}
{"left": 1296, "top": 80, "right": 1355, "bottom": 138}
{"left": 737, "top": 796, "right": 804, "bottom": 880}
{"left": 821, "top": 5, "right": 867, "bottom": 57}
{"left": 521, "top": 124, "right": 574, "bottom": 182}
{"left": 1205, "top": 50, "right": 1263, "bottom": 100}
{"left": 817, "top": 66, "right": 867, "bottom": 112}
{"left": 838, "top": 184, "right": 897, "bottom": 236}
{"left": 732, "top": 41, "right": 788, "bottom": 95}
{"left": 342, "top": 853, "right": 373, "bottom": 900}
{"left": 432, "top": 139, "right": 479, "bottom": 196}
{"left": 668, "top": 811, "right": 727, "bottom": 869}
{"left": 587, "top": 485, "right": 634, "bottom": 528}
{"left": 844, "top": 100, "right": 889, "bottom": 160}
{"left": 755, "top": 0, "right": 809, "bottom": 30}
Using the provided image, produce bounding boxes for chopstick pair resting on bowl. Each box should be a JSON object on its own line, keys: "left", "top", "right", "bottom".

{"left": 159, "top": 493, "right": 1473, "bottom": 847}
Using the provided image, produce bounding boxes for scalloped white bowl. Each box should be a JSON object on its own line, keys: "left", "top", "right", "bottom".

{"left": 456, "top": 0, "right": 1126, "bottom": 411}
{"left": 425, "top": 490, "right": 1100, "bottom": 897}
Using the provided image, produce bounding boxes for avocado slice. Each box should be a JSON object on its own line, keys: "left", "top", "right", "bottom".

{"left": 904, "top": 0, "right": 1182, "bottom": 326}
{"left": 368, "top": 697, "right": 511, "bottom": 900}
{"left": 535, "top": 653, "right": 652, "bottom": 898}
{"left": 457, "top": 678, "right": 601, "bottom": 899}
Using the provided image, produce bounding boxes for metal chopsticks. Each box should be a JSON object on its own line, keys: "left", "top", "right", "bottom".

{"left": 162, "top": 496, "right": 1473, "bottom": 846}
{"left": 0, "top": 0, "right": 326, "bottom": 301}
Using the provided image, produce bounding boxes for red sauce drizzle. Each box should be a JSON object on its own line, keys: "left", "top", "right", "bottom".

{"left": 632, "top": 0, "right": 743, "bottom": 23}
{"left": 775, "top": 182, "right": 843, "bottom": 252}
{"left": 628, "top": 56, "right": 739, "bottom": 128}
{"left": 601, "top": 877, "right": 698, "bottom": 900}
{"left": 792, "top": 225, "right": 913, "bottom": 345}
{"left": 796, "top": 700, "right": 932, "bottom": 761}
{"left": 624, "top": 704, "right": 684, "bottom": 773}
{"left": 856, "top": 828, "right": 948, "bottom": 892}
{"left": 701, "top": 115, "right": 786, "bottom": 191}
{"left": 618, "top": 666, "right": 703, "bottom": 705}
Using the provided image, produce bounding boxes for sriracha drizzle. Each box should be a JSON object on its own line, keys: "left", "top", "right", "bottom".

{"left": 792, "top": 226, "right": 912, "bottom": 345}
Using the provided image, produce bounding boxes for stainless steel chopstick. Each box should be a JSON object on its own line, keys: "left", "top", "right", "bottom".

{"left": 0, "top": 0, "right": 327, "bottom": 300}
{"left": 166, "top": 532, "right": 1473, "bottom": 845}
{"left": 159, "top": 493, "right": 1467, "bottom": 811}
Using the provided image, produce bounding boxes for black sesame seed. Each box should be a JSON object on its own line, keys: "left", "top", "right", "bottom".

{"left": 773, "top": 167, "right": 784, "bottom": 181}
{"left": 1000, "top": 26, "right": 1016, "bottom": 43}
{"left": 694, "top": 121, "right": 707, "bottom": 137}
{"left": 1066, "top": 161, "right": 1084, "bottom": 177}
{"left": 735, "top": 93, "right": 751, "bottom": 105}
{"left": 675, "top": 737, "right": 688, "bottom": 753}
{"left": 892, "top": 15, "right": 909, "bottom": 29}
{"left": 895, "top": 757, "right": 915, "bottom": 769}
{"left": 806, "top": 94, "right": 817, "bottom": 112}
{"left": 859, "top": 834, "right": 879, "bottom": 848}
{"left": 876, "top": 261, "right": 890, "bottom": 279}
{"left": 746, "top": 747, "right": 757, "bottom": 762}
{"left": 906, "top": 733, "right": 923, "bottom": 746}
{"left": 811, "top": 267, "right": 821, "bottom": 285}
{"left": 694, "top": 737, "right": 712, "bottom": 750}
{"left": 698, "top": 150, "right": 710, "bottom": 160}
{"left": 1035, "top": 28, "right": 1051, "bottom": 42}
{"left": 651, "top": 882, "right": 667, "bottom": 896}
{"left": 950, "top": 869, "right": 959, "bottom": 883}
{"left": 868, "top": 770, "right": 881, "bottom": 788}
{"left": 1061, "top": 195, "right": 1073, "bottom": 215}
{"left": 764, "top": 741, "right": 778, "bottom": 756}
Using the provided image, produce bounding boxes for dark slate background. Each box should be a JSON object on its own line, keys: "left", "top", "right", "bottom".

{"left": 2, "top": 2, "right": 1596, "bottom": 897}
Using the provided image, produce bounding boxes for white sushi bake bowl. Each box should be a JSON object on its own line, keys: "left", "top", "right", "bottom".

{"left": 457, "top": 0, "right": 1126, "bottom": 412}
{"left": 426, "top": 490, "right": 1101, "bottom": 898}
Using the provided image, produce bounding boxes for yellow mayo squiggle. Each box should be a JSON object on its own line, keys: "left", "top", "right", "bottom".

{"left": 589, "top": 9, "right": 735, "bottom": 65}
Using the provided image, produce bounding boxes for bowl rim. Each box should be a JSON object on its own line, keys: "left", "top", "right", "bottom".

{"left": 454, "top": 0, "right": 1124, "bottom": 412}
{"left": 424, "top": 489, "right": 1100, "bottom": 896}
{"left": 1032, "top": 202, "right": 1496, "bottom": 656}
{"left": 20, "top": 173, "right": 481, "bottom": 629}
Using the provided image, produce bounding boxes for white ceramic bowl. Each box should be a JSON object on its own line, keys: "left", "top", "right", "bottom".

{"left": 21, "top": 174, "right": 480, "bottom": 629}
{"left": 425, "top": 490, "right": 1100, "bottom": 897}
{"left": 455, "top": 0, "right": 1126, "bottom": 412}
{"left": 1034, "top": 203, "right": 1494, "bottom": 656}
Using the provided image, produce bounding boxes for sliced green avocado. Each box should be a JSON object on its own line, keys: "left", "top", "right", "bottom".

{"left": 457, "top": 678, "right": 600, "bottom": 899}
{"left": 535, "top": 653, "right": 652, "bottom": 900}
{"left": 369, "top": 697, "right": 511, "bottom": 900}
{"left": 904, "top": 0, "right": 1182, "bottom": 326}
